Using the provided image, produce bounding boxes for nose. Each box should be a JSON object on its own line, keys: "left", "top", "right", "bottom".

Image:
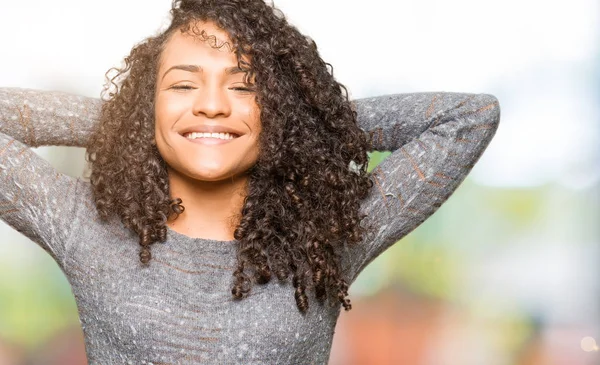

{"left": 191, "top": 83, "right": 231, "bottom": 118}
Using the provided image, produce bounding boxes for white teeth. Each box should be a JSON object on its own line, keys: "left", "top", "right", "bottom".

{"left": 185, "top": 132, "right": 236, "bottom": 140}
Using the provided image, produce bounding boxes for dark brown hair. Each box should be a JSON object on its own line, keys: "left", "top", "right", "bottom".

{"left": 85, "top": 0, "right": 374, "bottom": 314}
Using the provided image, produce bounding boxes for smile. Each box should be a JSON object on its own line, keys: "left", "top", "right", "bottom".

{"left": 181, "top": 132, "right": 241, "bottom": 145}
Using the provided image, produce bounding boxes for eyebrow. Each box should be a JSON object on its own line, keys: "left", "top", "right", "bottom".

{"left": 161, "top": 64, "right": 246, "bottom": 81}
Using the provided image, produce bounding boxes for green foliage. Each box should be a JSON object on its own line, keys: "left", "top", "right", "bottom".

{"left": 0, "top": 255, "right": 79, "bottom": 350}
{"left": 367, "top": 151, "right": 391, "bottom": 172}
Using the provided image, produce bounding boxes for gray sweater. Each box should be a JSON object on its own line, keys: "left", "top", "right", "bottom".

{"left": 0, "top": 87, "right": 500, "bottom": 364}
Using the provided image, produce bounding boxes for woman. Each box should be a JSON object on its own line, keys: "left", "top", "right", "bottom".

{"left": 0, "top": 0, "right": 500, "bottom": 363}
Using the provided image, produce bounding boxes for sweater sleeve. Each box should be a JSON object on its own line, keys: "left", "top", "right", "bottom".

{"left": 342, "top": 91, "right": 501, "bottom": 284}
{"left": 0, "top": 87, "right": 102, "bottom": 265}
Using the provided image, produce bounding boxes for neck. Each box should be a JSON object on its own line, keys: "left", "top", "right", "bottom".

{"left": 166, "top": 167, "right": 248, "bottom": 241}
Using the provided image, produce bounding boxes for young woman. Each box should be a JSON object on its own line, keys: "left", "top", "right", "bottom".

{"left": 0, "top": 0, "right": 500, "bottom": 363}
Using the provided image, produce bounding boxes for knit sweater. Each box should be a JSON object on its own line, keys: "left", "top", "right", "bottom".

{"left": 0, "top": 87, "right": 500, "bottom": 364}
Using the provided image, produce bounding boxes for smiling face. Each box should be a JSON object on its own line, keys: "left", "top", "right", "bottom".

{"left": 154, "top": 20, "right": 261, "bottom": 184}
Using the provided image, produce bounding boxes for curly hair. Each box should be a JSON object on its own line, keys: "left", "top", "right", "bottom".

{"left": 84, "top": 0, "right": 375, "bottom": 314}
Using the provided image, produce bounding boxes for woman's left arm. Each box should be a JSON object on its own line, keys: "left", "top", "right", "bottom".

{"left": 343, "top": 91, "right": 501, "bottom": 283}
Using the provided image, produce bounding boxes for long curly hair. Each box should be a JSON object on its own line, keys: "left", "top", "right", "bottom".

{"left": 84, "top": 0, "right": 375, "bottom": 314}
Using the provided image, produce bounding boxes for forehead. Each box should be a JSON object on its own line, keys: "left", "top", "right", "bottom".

{"left": 159, "top": 21, "right": 242, "bottom": 70}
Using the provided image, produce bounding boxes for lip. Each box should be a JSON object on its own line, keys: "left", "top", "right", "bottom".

{"left": 178, "top": 124, "right": 244, "bottom": 138}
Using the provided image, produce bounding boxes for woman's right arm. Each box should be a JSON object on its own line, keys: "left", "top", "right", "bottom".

{"left": 0, "top": 87, "right": 102, "bottom": 265}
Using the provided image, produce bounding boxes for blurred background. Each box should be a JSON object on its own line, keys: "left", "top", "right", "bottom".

{"left": 0, "top": 0, "right": 598, "bottom": 364}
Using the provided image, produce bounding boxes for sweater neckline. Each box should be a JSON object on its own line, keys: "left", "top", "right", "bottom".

{"left": 166, "top": 225, "right": 238, "bottom": 244}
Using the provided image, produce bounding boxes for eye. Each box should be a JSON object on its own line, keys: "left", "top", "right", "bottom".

{"left": 170, "top": 85, "right": 194, "bottom": 91}
{"left": 231, "top": 85, "right": 256, "bottom": 93}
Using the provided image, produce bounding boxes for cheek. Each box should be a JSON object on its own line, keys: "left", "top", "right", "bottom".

{"left": 246, "top": 103, "right": 262, "bottom": 134}
{"left": 154, "top": 97, "right": 167, "bottom": 131}
{"left": 155, "top": 95, "right": 184, "bottom": 132}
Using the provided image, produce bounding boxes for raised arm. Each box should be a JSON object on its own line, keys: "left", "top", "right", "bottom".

{"left": 0, "top": 87, "right": 101, "bottom": 266}
{"left": 0, "top": 87, "right": 101, "bottom": 147}
{"left": 342, "top": 92, "right": 500, "bottom": 283}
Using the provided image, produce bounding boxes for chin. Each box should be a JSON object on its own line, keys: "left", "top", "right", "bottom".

{"left": 186, "top": 168, "right": 244, "bottom": 183}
